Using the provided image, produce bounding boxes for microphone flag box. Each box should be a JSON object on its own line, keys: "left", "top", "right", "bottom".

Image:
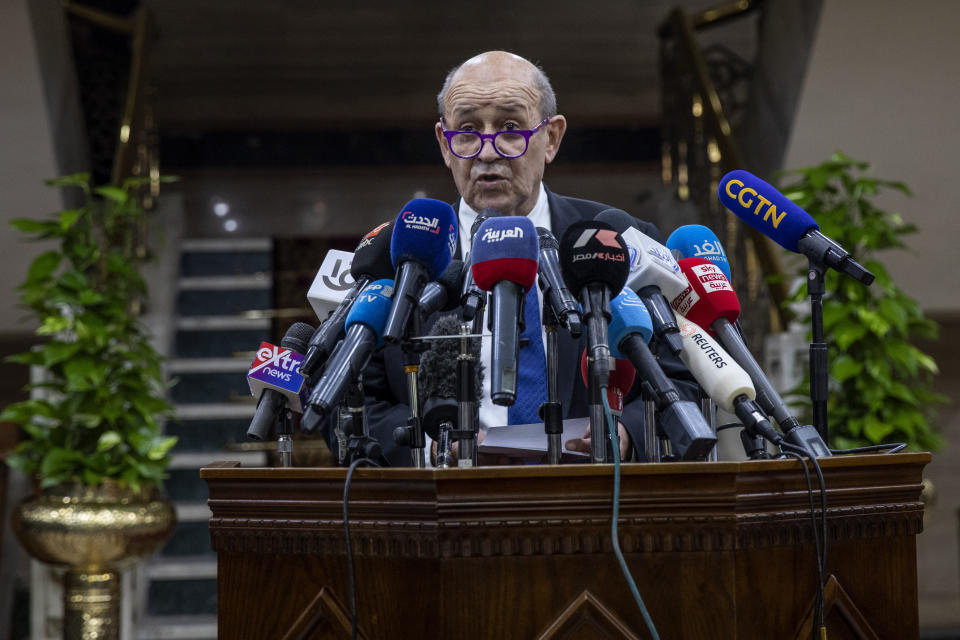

{"left": 247, "top": 342, "right": 308, "bottom": 412}
{"left": 307, "top": 249, "right": 355, "bottom": 320}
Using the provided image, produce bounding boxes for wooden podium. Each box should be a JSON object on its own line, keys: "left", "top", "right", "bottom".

{"left": 201, "top": 453, "right": 929, "bottom": 640}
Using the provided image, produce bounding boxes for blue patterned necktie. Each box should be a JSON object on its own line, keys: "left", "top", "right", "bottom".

{"left": 508, "top": 286, "right": 548, "bottom": 425}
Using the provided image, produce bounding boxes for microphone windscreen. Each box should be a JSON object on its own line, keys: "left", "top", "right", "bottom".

{"left": 607, "top": 287, "right": 654, "bottom": 358}
{"left": 593, "top": 208, "right": 638, "bottom": 235}
{"left": 344, "top": 279, "right": 395, "bottom": 346}
{"left": 536, "top": 226, "right": 559, "bottom": 251}
{"left": 418, "top": 313, "right": 484, "bottom": 401}
{"left": 351, "top": 221, "right": 395, "bottom": 280}
{"left": 675, "top": 258, "right": 740, "bottom": 332}
{"left": 470, "top": 217, "right": 539, "bottom": 292}
{"left": 718, "top": 170, "right": 817, "bottom": 252}
{"left": 666, "top": 224, "right": 732, "bottom": 281}
{"left": 390, "top": 198, "right": 458, "bottom": 279}
{"left": 472, "top": 209, "right": 500, "bottom": 236}
{"left": 558, "top": 220, "right": 629, "bottom": 294}
{"left": 280, "top": 322, "right": 315, "bottom": 354}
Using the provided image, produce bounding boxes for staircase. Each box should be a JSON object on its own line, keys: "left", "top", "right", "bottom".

{"left": 138, "top": 238, "right": 274, "bottom": 639}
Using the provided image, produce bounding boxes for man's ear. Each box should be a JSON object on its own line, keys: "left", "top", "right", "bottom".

{"left": 544, "top": 115, "right": 567, "bottom": 164}
{"left": 435, "top": 121, "right": 453, "bottom": 169}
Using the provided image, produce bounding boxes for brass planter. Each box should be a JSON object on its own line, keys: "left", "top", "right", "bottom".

{"left": 12, "top": 482, "right": 176, "bottom": 640}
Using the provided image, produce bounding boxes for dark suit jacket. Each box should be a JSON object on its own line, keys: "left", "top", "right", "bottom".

{"left": 359, "top": 188, "right": 698, "bottom": 466}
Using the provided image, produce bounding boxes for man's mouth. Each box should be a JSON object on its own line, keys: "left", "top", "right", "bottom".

{"left": 475, "top": 173, "right": 507, "bottom": 187}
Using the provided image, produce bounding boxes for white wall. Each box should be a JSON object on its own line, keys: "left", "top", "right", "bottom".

{"left": 783, "top": 0, "right": 960, "bottom": 314}
{"left": 0, "top": 0, "right": 64, "bottom": 333}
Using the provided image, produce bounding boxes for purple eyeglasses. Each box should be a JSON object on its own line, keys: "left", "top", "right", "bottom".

{"left": 440, "top": 117, "right": 551, "bottom": 159}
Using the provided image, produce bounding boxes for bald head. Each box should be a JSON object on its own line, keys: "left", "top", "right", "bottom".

{"left": 437, "top": 51, "right": 557, "bottom": 120}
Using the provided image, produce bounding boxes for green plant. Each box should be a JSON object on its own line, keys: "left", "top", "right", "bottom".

{"left": 2, "top": 174, "right": 177, "bottom": 490}
{"left": 779, "top": 152, "right": 946, "bottom": 450}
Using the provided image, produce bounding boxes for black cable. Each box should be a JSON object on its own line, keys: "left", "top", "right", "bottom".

{"left": 781, "top": 445, "right": 828, "bottom": 638}
{"left": 343, "top": 457, "right": 381, "bottom": 640}
{"left": 829, "top": 442, "right": 906, "bottom": 455}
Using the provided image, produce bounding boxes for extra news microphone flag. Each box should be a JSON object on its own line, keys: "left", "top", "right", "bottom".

{"left": 383, "top": 198, "right": 458, "bottom": 343}
{"left": 246, "top": 322, "right": 315, "bottom": 441}
{"left": 718, "top": 170, "right": 874, "bottom": 284}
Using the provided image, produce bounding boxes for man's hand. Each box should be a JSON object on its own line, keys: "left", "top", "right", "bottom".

{"left": 564, "top": 421, "right": 632, "bottom": 461}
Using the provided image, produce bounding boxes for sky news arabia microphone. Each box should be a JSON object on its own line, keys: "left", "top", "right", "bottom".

{"left": 674, "top": 257, "right": 831, "bottom": 457}
{"left": 666, "top": 224, "right": 733, "bottom": 281}
{"left": 382, "top": 199, "right": 458, "bottom": 344}
{"left": 300, "top": 220, "right": 395, "bottom": 379}
{"left": 417, "top": 259, "right": 465, "bottom": 320}
{"left": 301, "top": 279, "right": 395, "bottom": 432}
{"left": 246, "top": 322, "right": 315, "bottom": 451}
{"left": 595, "top": 208, "right": 687, "bottom": 356}
{"left": 558, "top": 220, "right": 630, "bottom": 463}
{"left": 607, "top": 288, "right": 716, "bottom": 460}
{"left": 536, "top": 227, "right": 583, "bottom": 338}
{"left": 470, "top": 216, "right": 539, "bottom": 406}
{"left": 671, "top": 312, "right": 783, "bottom": 448}
{"left": 718, "top": 169, "right": 874, "bottom": 284}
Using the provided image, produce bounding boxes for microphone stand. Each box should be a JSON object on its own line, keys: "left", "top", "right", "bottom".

{"left": 806, "top": 259, "right": 829, "bottom": 442}
{"left": 276, "top": 407, "right": 293, "bottom": 468}
{"left": 400, "top": 314, "right": 427, "bottom": 468}
{"left": 701, "top": 394, "right": 718, "bottom": 462}
{"left": 540, "top": 305, "right": 563, "bottom": 465}
{"left": 455, "top": 319, "right": 480, "bottom": 467}
{"left": 342, "top": 379, "right": 383, "bottom": 465}
{"left": 642, "top": 384, "right": 659, "bottom": 463}
{"left": 581, "top": 286, "right": 613, "bottom": 464}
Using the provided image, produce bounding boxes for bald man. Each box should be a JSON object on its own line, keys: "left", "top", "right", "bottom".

{"left": 359, "top": 51, "right": 696, "bottom": 466}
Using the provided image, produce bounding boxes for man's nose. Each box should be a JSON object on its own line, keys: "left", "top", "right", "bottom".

{"left": 476, "top": 136, "right": 501, "bottom": 162}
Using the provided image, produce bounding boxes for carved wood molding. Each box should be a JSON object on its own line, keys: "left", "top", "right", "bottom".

{"left": 536, "top": 590, "right": 642, "bottom": 640}
{"left": 209, "top": 500, "right": 923, "bottom": 557}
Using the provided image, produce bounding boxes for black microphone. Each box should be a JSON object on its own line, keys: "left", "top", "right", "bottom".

{"left": 558, "top": 220, "right": 630, "bottom": 463}
{"left": 246, "top": 322, "right": 315, "bottom": 441}
{"left": 460, "top": 210, "right": 498, "bottom": 321}
{"left": 301, "top": 279, "right": 395, "bottom": 431}
{"left": 300, "top": 221, "right": 395, "bottom": 379}
{"left": 418, "top": 259, "right": 465, "bottom": 320}
{"left": 535, "top": 227, "right": 583, "bottom": 338}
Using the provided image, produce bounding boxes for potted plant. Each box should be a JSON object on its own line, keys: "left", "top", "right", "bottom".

{"left": 2, "top": 173, "right": 177, "bottom": 639}
{"left": 779, "top": 152, "right": 946, "bottom": 452}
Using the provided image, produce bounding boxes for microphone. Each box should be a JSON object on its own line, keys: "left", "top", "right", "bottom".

{"left": 461, "top": 210, "right": 498, "bottom": 322}
{"left": 418, "top": 259, "right": 465, "bottom": 319}
{"left": 718, "top": 170, "right": 874, "bottom": 284}
{"left": 672, "top": 313, "right": 782, "bottom": 447}
{"left": 471, "top": 216, "right": 539, "bottom": 406}
{"left": 579, "top": 351, "right": 636, "bottom": 417}
{"left": 417, "top": 314, "right": 484, "bottom": 467}
{"left": 607, "top": 288, "right": 716, "bottom": 460}
{"left": 594, "top": 208, "right": 687, "bottom": 356}
{"left": 382, "top": 199, "right": 459, "bottom": 344}
{"left": 300, "top": 221, "right": 395, "bottom": 379}
{"left": 666, "top": 224, "right": 732, "bottom": 281}
{"left": 536, "top": 227, "right": 583, "bottom": 338}
{"left": 675, "top": 258, "right": 831, "bottom": 457}
{"left": 301, "top": 279, "right": 395, "bottom": 431}
{"left": 559, "top": 220, "right": 630, "bottom": 462}
{"left": 246, "top": 322, "right": 315, "bottom": 441}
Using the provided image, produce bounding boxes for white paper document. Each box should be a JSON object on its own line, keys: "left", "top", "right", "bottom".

{"left": 478, "top": 417, "right": 591, "bottom": 459}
